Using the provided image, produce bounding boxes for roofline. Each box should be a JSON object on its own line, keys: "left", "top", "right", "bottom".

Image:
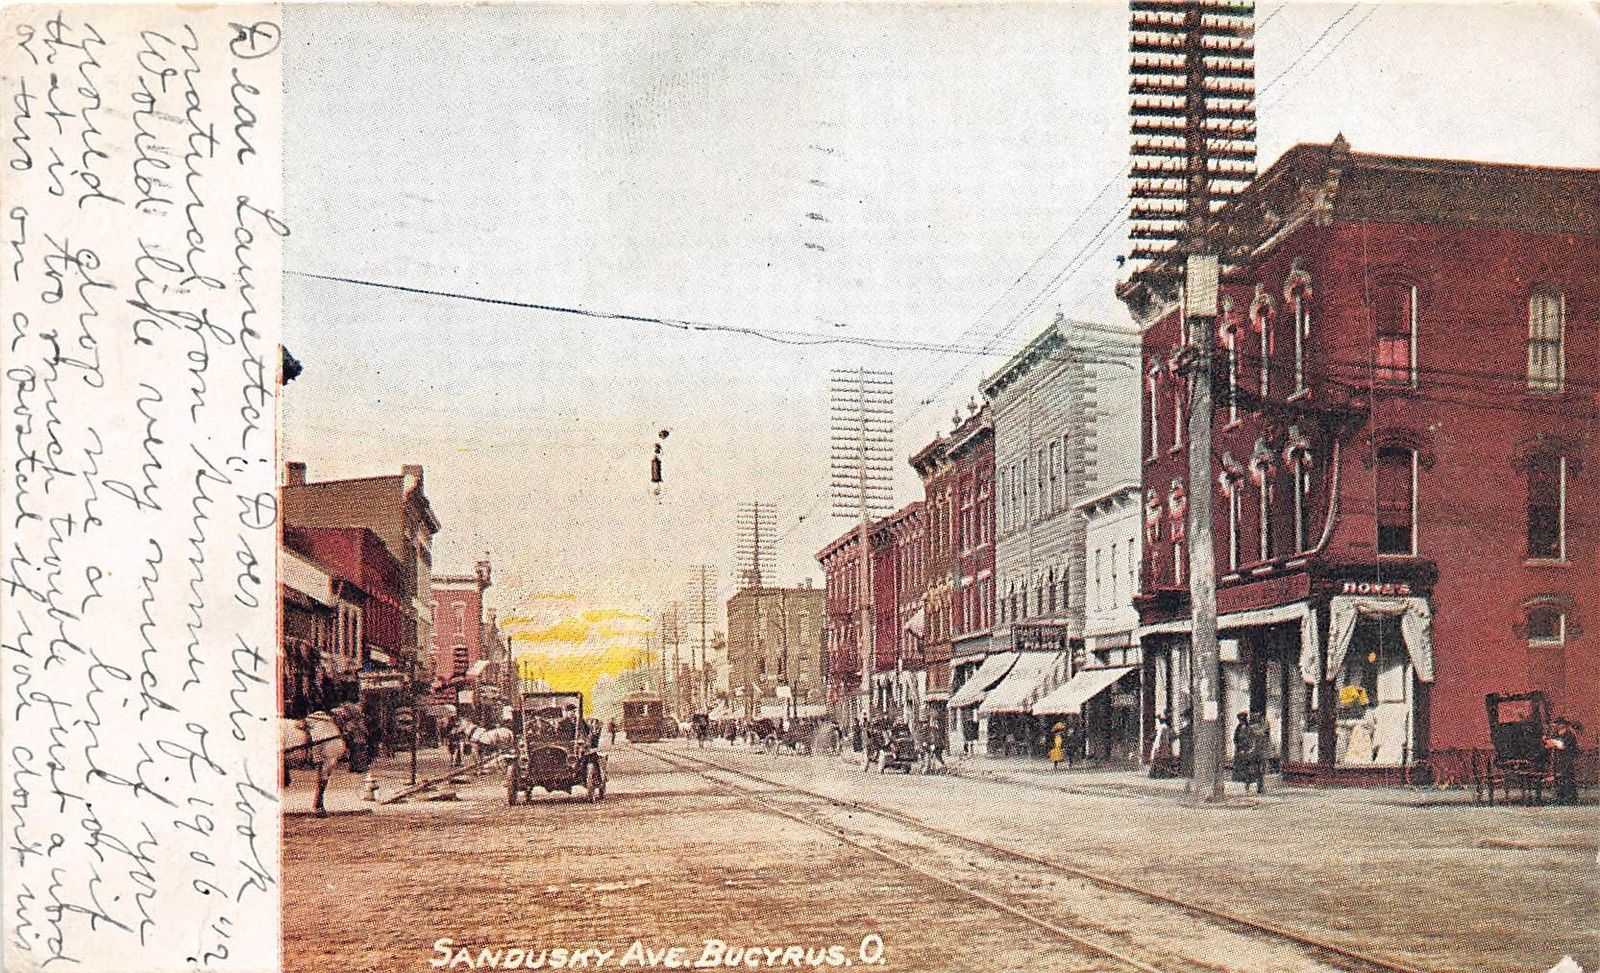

{"left": 1073, "top": 481, "right": 1143, "bottom": 513}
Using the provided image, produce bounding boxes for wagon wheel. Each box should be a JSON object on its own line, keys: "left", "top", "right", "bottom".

{"left": 586, "top": 761, "right": 604, "bottom": 803}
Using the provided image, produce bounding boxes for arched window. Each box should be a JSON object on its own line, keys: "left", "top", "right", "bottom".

{"left": 1528, "top": 286, "right": 1565, "bottom": 393}
{"left": 1526, "top": 453, "right": 1568, "bottom": 561}
{"left": 1372, "top": 282, "right": 1418, "bottom": 386}
{"left": 1284, "top": 262, "right": 1314, "bottom": 396}
{"left": 1376, "top": 446, "right": 1417, "bottom": 556}
{"left": 1224, "top": 324, "right": 1240, "bottom": 425}
{"left": 1256, "top": 303, "right": 1273, "bottom": 398}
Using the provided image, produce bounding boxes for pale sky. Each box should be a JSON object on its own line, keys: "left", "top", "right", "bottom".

{"left": 282, "top": 1, "right": 1600, "bottom": 627}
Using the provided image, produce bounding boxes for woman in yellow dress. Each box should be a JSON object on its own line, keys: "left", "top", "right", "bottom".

{"left": 1048, "top": 721, "right": 1068, "bottom": 770}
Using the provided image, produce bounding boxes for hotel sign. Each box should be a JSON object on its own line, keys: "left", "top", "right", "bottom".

{"left": 1341, "top": 581, "right": 1412, "bottom": 597}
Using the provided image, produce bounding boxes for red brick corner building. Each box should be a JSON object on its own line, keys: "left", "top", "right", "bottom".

{"left": 1120, "top": 138, "right": 1598, "bottom": 784}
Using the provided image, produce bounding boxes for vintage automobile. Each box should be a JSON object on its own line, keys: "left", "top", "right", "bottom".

{"left": 864, "top": 723, "right": 919, "bottom": 774}
{"left": 505, "top": 691, "right": 607, "bottom": 805}
{"left": 1483, "top": 691, "right": 1555, "bottom": 804}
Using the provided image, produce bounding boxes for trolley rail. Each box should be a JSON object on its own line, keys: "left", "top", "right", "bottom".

{"left": 639, "top": 745, "right": 1433, "bottom": 973}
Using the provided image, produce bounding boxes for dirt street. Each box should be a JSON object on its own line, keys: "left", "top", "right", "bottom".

{"left": 283, "top": 742, "right": 1596, "bottom": 973}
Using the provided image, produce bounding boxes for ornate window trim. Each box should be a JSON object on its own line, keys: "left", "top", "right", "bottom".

{"left": 1360, "top": 427, "right": 1437, "bottom": 471}
{"left": 1514, "top": 593, "right": 1582, "bottom": 643}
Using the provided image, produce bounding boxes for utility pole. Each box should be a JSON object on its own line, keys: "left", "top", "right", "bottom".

{"left": 735, "top": 501, "right": 777, "bottom": 590}
{"left": 1129, "top": 0, "right": 1256, "bottom": 801}
{"left": 737, "top": 501, "right": 778, "bottom": 718}
{"left": 830, "top": 368, "right": 894, "bottom": 726}
{"left": 661, "top": 601, "right": 683, "bottom": 718}
{"left": 687, "top": 565, "right": 717, "bottom": 714}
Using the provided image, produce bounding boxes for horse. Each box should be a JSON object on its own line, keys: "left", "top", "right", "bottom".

{"left": 280, "top": 702, "right": 368, "bottom": 817}
{"left": 446, "top": 719, "right": 513, "bottom": 772}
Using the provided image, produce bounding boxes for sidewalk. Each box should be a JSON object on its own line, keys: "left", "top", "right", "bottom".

{"left": 282, "top": 744, "right": 493, "bottom": 815}
{"left": 834, "top": 747, "right": 1585, "bottom": 807}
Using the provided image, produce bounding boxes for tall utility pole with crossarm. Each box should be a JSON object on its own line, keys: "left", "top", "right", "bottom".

{"left": 830, "top": 368, "right": 894, "bottom": 723}
{"left": 1128, "top": 0, "right": 1257, "bottom": 801}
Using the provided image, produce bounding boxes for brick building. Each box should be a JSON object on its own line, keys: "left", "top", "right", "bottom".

{"left": 725, "top": 583, "right": 826, "bottom": 720}
{"left": 430, "top": 560, "right": 493, "bottom": 686}
{"left": 1121, "top": 139, "right": 1599, "bottom": 783}
{"left": 875, "top": 502, "right": 926, "bottom": 721}
{"left": 282, "top": 524, "right": 416, "bottom": 743}
{"left": 910, "top": 403, "right": 996, "bottom": 737}
{"left": 281, "top": 462, "right": 441, "bottom": 689}
{"left": 818, "top": 501, "right": 927, "bottom": 724}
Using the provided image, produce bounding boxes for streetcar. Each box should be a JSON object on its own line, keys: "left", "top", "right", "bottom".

{"left": 620, "top": 689, "right": 670, "bottom": 743}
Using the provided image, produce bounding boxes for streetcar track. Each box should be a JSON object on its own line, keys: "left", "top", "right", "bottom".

{"left": 637, "top": 745, "right": 1434, "bottom": 973}
{"left": 639, "top": 745, "right": 1174, "bottom": 973}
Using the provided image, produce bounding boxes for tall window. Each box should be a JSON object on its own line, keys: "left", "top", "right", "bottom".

{"left": 1109, "top": 542, "right": 1119, "bottom": 605}
{"left": 1292, "top": 291, "right": 1310, "bottom": 395}
{"left": 1257, "top": 307, "right": 1272, "bottom": 398}
{"left": 1376, "top": 447, "right": 1417, "bottom": 556}
{"left": 1227, "top": 487, "right": 1241, "bottom": 570}
{"left": 1127, "top": 536, "right": 1137, "bottom": 596}
{"left": 1048, "top": 440, "right": 1060, "bottom": 510}
{"left": 1528, "top": 286, "right": 1565, "bottom": 393}
{"left": 1259, "top": 479, "right": 1273, "bottom": 562}
{"left": 1374, "top": 284, "right": 1417, "bottom": 385}
{"left": 1527, "top": 455, "right": 1567, "bottom": 561}
{"left": 1147, "top": 370, "right": 1160, "bottom": 457}
{"left": 1022, "top": 456, "right": 1032, "bottom": 523}
{"left": 1173, "top": 384, "right": 1185, "bottom": 446}
{"left": 1225, "top": 327, "right": 1239, "bottom": 425}
{"left": 1173, "top": 538, "right": 1185, "bottom": 586}
{"left": 1293, "top": 461, "right": 1312, "bottom": 552}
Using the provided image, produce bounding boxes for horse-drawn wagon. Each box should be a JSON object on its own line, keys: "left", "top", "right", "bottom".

{"left": 505, "top": 690, "right": 607, "bottom": 805}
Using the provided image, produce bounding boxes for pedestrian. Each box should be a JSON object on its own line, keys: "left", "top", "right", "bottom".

{"left": 1249, "top": 713, "right": 1271, "bottom": 794}
{"left": 1231, "top": 712, "right": 1253, "bottom": 786}
{"left": 962, "top": 717, "right": 978, "bottom": 756}
{"left": 606, "top": 719, "right": 617, "bottom": 745}
{"left": 1048, "top": 721, "right": 1068, "bottom": 771}
{"left": 925, "top": 719, "right": 947, "bottom": 772}
{"left": 1066, "top": 720, "right": 1085, "bottom": 767}
{"left": 1544, "top": 716, "right": 1581, "bottom": 805}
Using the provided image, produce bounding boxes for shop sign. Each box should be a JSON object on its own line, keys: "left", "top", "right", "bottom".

{"left": 1341, "top": 581, "right": 1411, "bottom": 597}
{"left": 359, "top": 670, "right": 406, "bottom": 691}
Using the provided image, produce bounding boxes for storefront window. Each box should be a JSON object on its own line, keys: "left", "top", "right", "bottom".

{"left": 1336, "top": 616, "right": 1411, "bottom": 766}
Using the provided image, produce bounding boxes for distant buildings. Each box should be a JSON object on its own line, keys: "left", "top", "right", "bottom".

{"left": 725, "top": 583, "right": 826, "bottom": 719}
{"left": 279, "top": 462, "right": 440, "bottom": 747}
{"left": 430, "top": 560, "right": 493, "bottom": 685}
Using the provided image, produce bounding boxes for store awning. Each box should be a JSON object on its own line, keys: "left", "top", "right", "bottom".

{"left": 978, "top": 652, "right": 1064, "bottom": 715}
{"left": 946, "top": 652, "right": 1018, "bottom": 710}
{"left": 1140, "top": 601, "right": 1320, "bottom": 683}
{"left": 1322, "top": 595, "right": 1435, "bottom": 684}
{"left": 1033, "top": 666, "right": 1136, "bottom": 716}
{"left": 467, "top": 659, "right": 493, "bottom": 679}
